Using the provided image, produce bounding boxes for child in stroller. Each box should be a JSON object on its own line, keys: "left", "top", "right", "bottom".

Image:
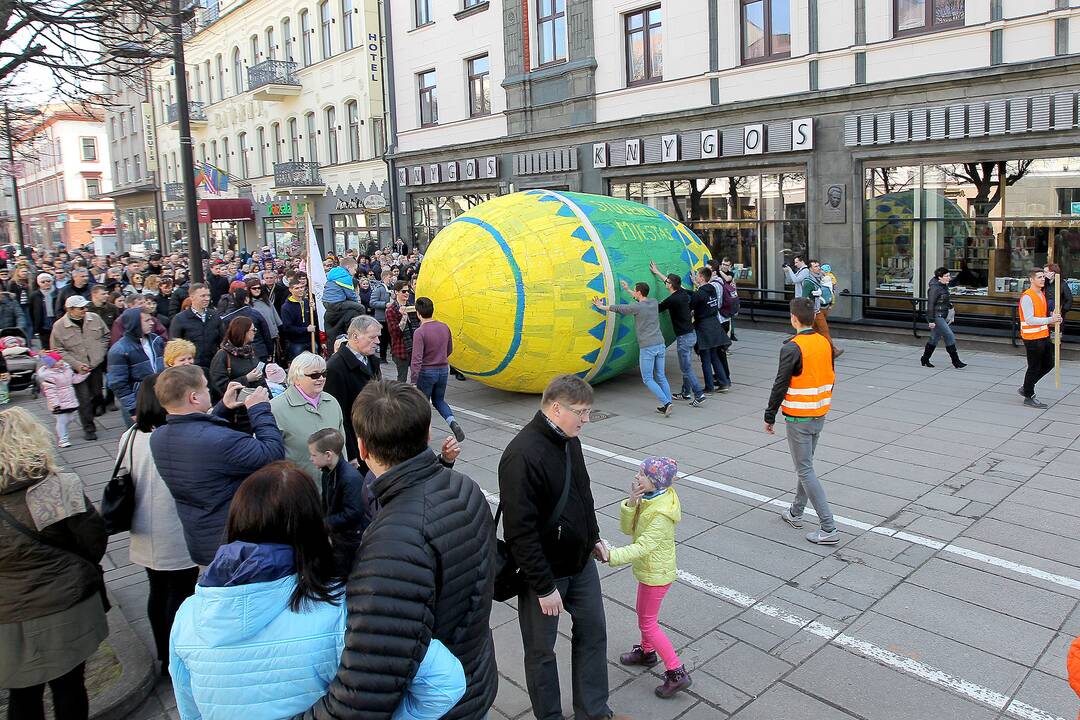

{"left": 37, "top": 351, "right": 88, "bottom": 448}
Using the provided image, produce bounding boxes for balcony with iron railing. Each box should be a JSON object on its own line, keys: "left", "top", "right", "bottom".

{"left": 273, "top": 162, "right": 324, "bottom": 193}
{"left": 166, "top": 102, "right": 207, "bottom": 128}
{"left": 248, "top": 60, "right": 302, "bottom": 101}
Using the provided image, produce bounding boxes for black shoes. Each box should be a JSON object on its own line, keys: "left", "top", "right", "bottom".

{"left": 945, "top": 345, "right": 966, "bottom": 368}
{"left": 920, "top": 343, "right": 936, "bottom": 368}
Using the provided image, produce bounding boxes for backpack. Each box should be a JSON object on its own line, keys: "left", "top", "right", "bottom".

{"left": 718, "top": 278, "right": 741, "bottom": 318}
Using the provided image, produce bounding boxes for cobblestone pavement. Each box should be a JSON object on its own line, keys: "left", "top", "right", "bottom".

{"left": 33, "top": 327, "right": 1080, "bottom": 719}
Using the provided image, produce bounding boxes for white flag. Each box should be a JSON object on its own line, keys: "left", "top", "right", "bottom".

{"left": 305, "top": 214, "right": 327, "bottom": 329}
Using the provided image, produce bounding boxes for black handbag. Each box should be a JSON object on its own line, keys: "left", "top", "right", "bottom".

{"left": 101, "top": 427, "right": 137, "bottom": 535}
{"left": 493, "top": 443, "right": 572, "bottom": 603}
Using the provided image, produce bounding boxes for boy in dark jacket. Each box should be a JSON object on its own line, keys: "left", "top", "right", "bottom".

{"left": 308, "top": 428, "right": 365, "bottom": 573}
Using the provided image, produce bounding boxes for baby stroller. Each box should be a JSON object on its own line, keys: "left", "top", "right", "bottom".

{"left": 1, "top": 328, "right": 39, "bottom": 397}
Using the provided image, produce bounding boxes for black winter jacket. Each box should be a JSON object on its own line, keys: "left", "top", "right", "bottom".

{"left": 323, "top": 345, "right": 380, "bottom": 462}
{"left": 498, "top": 412, "right": 601, "bottom": 597}
{"left": 169, "top": 308, "right": 225, "bottom": 367}
{"left": 300, "top": 449, "right": 497, "bottom": 720}
{"left": 926, "top": 277, "right": 952, "bottom": 322}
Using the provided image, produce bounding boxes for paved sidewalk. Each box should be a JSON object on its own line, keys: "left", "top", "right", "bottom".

{"left": 31, "top": 327, "right": 1080, "bottom": 719}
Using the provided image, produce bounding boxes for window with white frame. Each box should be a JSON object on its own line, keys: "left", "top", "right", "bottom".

{"left": 266, "top": 27, "right": 276, "bottom": 60}
{"left": 232, "top": 47, "right": 243, "bottom": 94}
{"left": 300, "top": 10, "right": 313, "bottom": 66}
{"left": 80, "top": 137, "right": 97, "bottom": 160}
{"left": 250, "top": 34, "right": 259, "bottom": 65}
{"left": 341, "top": 0, "right": 354, "bottom": 50}
{"left": 288, "top": 118, "right": 299, "bottom": 161}
{"left": 256, "top": 126, "right": 267, "bottom": 175}
{"left": 239, "top": 132, "right": 249, "bottom": 178}
{"left": 215, "top": 54, "right": 225, "bottom": 99}
{"left": 273, "top": 122, "right": 283, "bottom": 164}
{"left": 326, "top": 107, "right": 338, "bottom": 164}
{"left": 537, "top": 0, "right": 567, "bottom": 66}
{"left": 319, "top": 1, "right": 332, "bottom": 59}
{"left": 414, "top": 0, "right": 432, "bottom": 27}
{"left": 347, "top": 100, "right": 360, "bottom": 161}
{"left": 305, "top": 112, "right": 318, "bottom": 162}
{"left": 86, "top": 178, "right": 100, "bottom": 198}
{"left": 282, "top": 18, "right": 294, "bottom": 62}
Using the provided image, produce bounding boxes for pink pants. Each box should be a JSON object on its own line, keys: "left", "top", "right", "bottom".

{"left": 636, "top": 582, "right": 681, "bottom": 671}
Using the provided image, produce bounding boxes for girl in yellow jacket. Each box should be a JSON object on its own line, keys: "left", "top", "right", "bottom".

{"left": 606, "top": 456, "right": 690, "bottom": 699}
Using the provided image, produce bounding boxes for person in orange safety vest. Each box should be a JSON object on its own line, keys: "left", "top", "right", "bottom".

{"left": 764, "top": 298, "right": 838, "bottom": 546}
{"left": 1018, "top": 268, "right": 1063, "bottom": 409}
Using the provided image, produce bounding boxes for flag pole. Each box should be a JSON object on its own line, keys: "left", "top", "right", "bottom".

{"left": 305, "top": 213, "right": 317, "bottom": 355}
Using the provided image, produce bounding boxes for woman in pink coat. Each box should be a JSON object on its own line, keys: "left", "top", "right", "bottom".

{"left": 36, "top": 351, "right": 88, "bottom": 448}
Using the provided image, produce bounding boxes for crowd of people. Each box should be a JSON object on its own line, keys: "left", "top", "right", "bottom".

{"left": 0, "top": 237, "right": 1074, "bottom": 720}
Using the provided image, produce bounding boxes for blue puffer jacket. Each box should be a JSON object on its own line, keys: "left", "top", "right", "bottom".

{"left": 322, "top": 266, "right": 358, "bottom": 304}
{"left": 170, "top": 541, "right": 467, "bottom": 720}
{"left": 150, "top": 403, "right": 285, "bottom": 566}
{"left": 106, "top": 308, "right": 165, "bottom": 412}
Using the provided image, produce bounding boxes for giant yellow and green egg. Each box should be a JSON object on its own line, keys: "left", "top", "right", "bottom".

{"left": 416, "top": 190, "right": 712, "bottom": 393}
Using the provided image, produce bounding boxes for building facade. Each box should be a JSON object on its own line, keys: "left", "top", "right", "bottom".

{"left": 151, "top": 0, "right": 390, "bottom": 258}
{"left": 15, "top": 108, "right": 114, "bottom": 251}
{"left": 103, "top": 69, "right": 165, "bottom": 255}
{"left": 387, "top": 0, "right": 1080, "bottom": 335}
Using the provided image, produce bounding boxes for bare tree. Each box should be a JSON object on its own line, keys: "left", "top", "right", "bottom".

{"left": 940, "top": 161, "right": 1033, "bottom": 220}
{"left": 0, "top": 0, "right": 171, "bottom": 107}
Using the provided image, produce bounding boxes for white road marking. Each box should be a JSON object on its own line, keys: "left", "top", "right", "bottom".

{"left": 674, "top": 569, "right": 1063, "bottom": 720}
{"left": 454, "top": 405, "right": 1080, "bottom": 592}
{"left": 480, "top": 486, "right": 1061, "bottom": 720}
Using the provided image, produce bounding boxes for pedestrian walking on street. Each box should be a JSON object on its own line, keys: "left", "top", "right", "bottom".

{"left": 1018, "top": 268, "right": 1063, "bottom": 408}
{"left": 690, "top": 266, "right": 731, "bottom": 393}
{"left": 169, "top": 460, "right": 468, "bottom": 720}
{"left": 410, "top": 296, "right": 466, "bottom": 441}
{"left": 921, "top": 267, "right": 966, "bottom": 369}
{"left": 119, "top": 376, "right": 198, "bottom": 677}
{"left": 649, "top": 262, "right": 705, "bottom": 406}
{"left": 0, "top": 407, "right": 109, "bottom": 720}
{"left": 608, "top": 456, "right": 692, "bottom": 699}
{"left": 300, "top": 380, "right": 496, "bottom": 719}
{"left": 36, "top": 351, "right": 87, "bottom": 448}
{"left": 593, "top": 279, "right": 674, "bottom": 416}
{"left": 499, "top": 374, "right": 631, "bottom": 720}
{"left": 765, "top": 298, "right": 839, "bottom": 545}
{"left": 49, "top": 295, "right": 109, "bottom": 441}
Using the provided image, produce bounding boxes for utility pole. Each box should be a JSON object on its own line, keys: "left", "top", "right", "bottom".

{"left": 4, "top": 104, "right": 25, "bottom": 253}
{"left": 171, "top": 0, "right": 204, "bottom": 282}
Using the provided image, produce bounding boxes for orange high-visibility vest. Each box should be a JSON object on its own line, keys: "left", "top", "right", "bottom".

{"left": 780, "top": 332, "right": 835, "bottom": 418}
{"left": 1019, "top": 287, "right": 1050, "bottom": 341}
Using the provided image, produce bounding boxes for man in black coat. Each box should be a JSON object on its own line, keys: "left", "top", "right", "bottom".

{"left": 323, "top": 315, "right": 381, "bottom": 464}
{"left": 301, "top": 379, "right": 497, "bottom": 720}
{"left": 499, "top": 374, "right": 628, "bottom": 720}
{"left": 168, "top": 283, "right": 225, "bottom": 368}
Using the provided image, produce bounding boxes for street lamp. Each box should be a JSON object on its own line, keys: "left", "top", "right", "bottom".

{"left": 111, "top": 0, "right": 204, "bottom": 282}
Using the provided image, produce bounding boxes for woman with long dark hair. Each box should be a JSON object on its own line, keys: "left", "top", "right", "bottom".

{"left": 208, "top": 316, "right": 264, "bottom": 400}
{"left": 119, "top": 375, "right": 197, "bottom": 676}
{"left": 168, "top": 461, "right": 465, "bottom": 719}
{"left": 921, "top": 266, "right": 966, "bottom": 369}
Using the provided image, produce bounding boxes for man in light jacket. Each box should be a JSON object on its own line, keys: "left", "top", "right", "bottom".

{"left": 49, "top": 296, "right": 109, "bottom": 440}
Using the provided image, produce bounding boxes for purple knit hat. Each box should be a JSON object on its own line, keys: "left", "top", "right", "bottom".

{"left": 640, "top": 456, "right": 678, "bottom": 490}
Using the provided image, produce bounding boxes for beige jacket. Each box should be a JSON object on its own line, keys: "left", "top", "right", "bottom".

{"left": 49, "top": 312, "right": 109, "bottom": 368}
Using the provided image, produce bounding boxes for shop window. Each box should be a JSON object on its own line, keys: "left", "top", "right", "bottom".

{"left": 864, "top": 157, "right": 1080, "bottom": 325}
{"left": 467, "top": 55, "right": 490, "bottom": 117}
{"left": 895, "top": 0, "right": 963, "bottom": 37}
{"left": 742, "top": 0, "right": 790, "bottom": 64}
{"left": 342, "top": 0, "right": 354, "bottom": 50}
{"left": 418, "top": 70, "right": 437, "bottom": 127}
{"left": 80, "top": 137, "right": 97, "bottom": 161}
{"left": 537, "top": 0, "right": 567, "bottom": 66}
{"left": 411, "top": 193, "right": 495, "bottom": 250}
{"left": 625, "top": 6, "right": 662, "bottom": 86}
{"left": 333, "top": 212, "right": 386, "bottom": 256}
{"left": 415, "top": 0, "right": 432, "bottom": 27}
